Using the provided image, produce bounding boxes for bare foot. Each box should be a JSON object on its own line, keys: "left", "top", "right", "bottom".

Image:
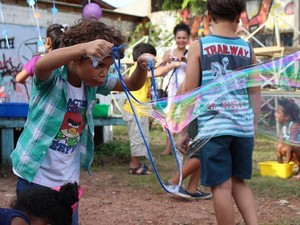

{"left": 292, "top": 173, "right": 300, "bottom": 180}
{"left": 160, "top": 150, "right": 172, "bottom": 156}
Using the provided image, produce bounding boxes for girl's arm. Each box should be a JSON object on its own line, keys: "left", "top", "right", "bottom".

{"left": 153, "top": 61, "right": 180, "bottom": 77}
{"left": 247, "top": 49, "right": 261, "bottom": 131}
{"left": 177, "top": 40, "right": 201, "bottom": 153}
{"left": 35, "top": 40, "right": 113, "bottom": 81}
{"left": 15, "top": 69, "right": 29, "bottom": 84}
{"left": 16, "top": 55, "right": 41, "bottom": 83}
{"left": 182, "top": 40, "right": 200, "bottom": 93}
{"left": 150, "top": 49, "right": 180, "bottom": 77}
{"left": 290, "top": 123, "right": 300, "bottom": 143}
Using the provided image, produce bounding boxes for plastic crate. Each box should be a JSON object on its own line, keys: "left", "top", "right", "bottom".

{"left": 0, "top": 103, "right": 29, "bottom": 118}
{"left": 258, "top": 161, "right": 295, "bottom": 179}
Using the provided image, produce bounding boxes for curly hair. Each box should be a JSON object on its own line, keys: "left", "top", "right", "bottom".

{"left": 11, "top": 182, "right": 79, "bottom": 225}
{"left": 207, "top": 0, "right": 246, "bottom": 22}
{"left": 173, "top": 22, "right": 190, "bottom": 36}
{"left": 61, "top": 19, "right": 125, "bottom": 58}
{"left": 278, "top": 98, "right": 300, "bottom": 123}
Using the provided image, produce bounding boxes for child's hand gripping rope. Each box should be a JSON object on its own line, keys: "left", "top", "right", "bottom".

{"left": 137, "top": 54, "right": 156, "bottom": 71}
{"left": 87, "top": 43, "right": 127, "bottom": 68}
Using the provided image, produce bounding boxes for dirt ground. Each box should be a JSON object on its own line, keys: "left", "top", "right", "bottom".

{"left": 1, "top": 170, "right": 300, "bottom": 225}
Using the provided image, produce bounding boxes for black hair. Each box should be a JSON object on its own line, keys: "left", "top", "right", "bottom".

{"left": 11, "top": 182, "right": 79, "bottom": 225}
{"left": 207, "top": 0, "right": 246, "bottom": 22}
{"left": 46, "top": 23, "right": 65, "bottom": 50}
{"left": 61, "top": 19, "right": 125, "bottom": 58}
{"left": 132, "top": 43, "right": 156, "bottom": 62}
{"left": 278, "top": 98, "right": 300, "bottom": 123}
{"left": 173, "top": 22, "right": 190, "bottom": 36}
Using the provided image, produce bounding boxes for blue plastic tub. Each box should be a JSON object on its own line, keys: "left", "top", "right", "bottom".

{"left": 0, "top": 103, "right": 29, "bottom": 118}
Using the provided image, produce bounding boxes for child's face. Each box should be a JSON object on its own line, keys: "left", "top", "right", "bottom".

{"left": 175, "top": 30, "right": 189, "bottom": 49}
{"left": 77, "top": 56, "right": 114, "bottom": 87}
{"left": 275, "top": 105, "right": 288, "bottom": 124}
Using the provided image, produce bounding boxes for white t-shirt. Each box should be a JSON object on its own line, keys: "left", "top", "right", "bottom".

{"left": 33, "top": 82, "right": 87, "bottom": 187}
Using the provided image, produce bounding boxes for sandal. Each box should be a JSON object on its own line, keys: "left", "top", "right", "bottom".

{"left": 129, "top": 163, "right": 152, "bottom": 175}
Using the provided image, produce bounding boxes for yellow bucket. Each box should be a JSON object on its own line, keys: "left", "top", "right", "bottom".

{"left": 259, "top": 161, "right": 295, "bottom": 179}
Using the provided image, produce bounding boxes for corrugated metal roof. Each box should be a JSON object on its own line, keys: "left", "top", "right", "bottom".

{"left": 38, "top": 0, "right": 116, "bottom": 10}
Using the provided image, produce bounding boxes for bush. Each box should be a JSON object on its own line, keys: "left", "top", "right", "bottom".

{"left": 92, "top": 140, "right": 131, "bottom": 167}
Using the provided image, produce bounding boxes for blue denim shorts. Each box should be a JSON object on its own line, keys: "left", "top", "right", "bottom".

{"left": 199, "top": 136, "right": 254, "bottom": 187}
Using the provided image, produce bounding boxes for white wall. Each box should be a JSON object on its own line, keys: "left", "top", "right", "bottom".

{"left": 114, "top": 0, "right": 151, "bottom": 17}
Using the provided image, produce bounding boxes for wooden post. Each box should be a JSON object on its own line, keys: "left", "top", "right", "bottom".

{"left": 1, "top": 128, "right": 14, "bottom": 168}
{"left": 294, "top": 0, "right": 300, "bottom": 46}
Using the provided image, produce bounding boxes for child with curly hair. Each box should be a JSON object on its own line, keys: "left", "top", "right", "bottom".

{"left": 275, "top": 98, "right": 300, "bottom": 177}
{"left": 10, "top": 19, "right": 155, "bottom": 225}
{"left": 0, "top": 182, "right": 79, "bottom": 225}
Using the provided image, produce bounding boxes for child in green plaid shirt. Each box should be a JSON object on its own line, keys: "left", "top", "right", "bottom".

{"left": 10, "top": 19, "right": 155, "bottom": 225}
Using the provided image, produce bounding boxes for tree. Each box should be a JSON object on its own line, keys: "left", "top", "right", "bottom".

{"left": 158, "top": 0, "right": 209, "bottom": 39}
{"left": 161, "top": 0, "right": 207, "bottom": 15}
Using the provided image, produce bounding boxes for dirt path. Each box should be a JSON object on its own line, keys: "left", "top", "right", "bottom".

{"left": 2, "top": 170, "right": 300, "bottom": 225}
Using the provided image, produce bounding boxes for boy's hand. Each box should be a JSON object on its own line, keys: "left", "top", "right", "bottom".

{"left": 84, "top": 40, "right": 114, "bottom": 59}
{"left": 137, "top": 53, "right": 156, "bottom": 71}
{"left": 177, "top": 131, "right": 189, "bottom": 154}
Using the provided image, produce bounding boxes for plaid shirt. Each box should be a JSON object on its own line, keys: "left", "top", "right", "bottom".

{"left": 10, "top": 66, "right": 117, "bottom": 182}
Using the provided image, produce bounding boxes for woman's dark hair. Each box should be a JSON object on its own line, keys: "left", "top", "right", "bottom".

{"left": 132, "top": 43, "right": 156, "bottom": 62}
{"left": 173, "top": 22, "right": 190, "bottom": 36}
{"left": 207, "top": 0, "right": 246, "bottom": 22}
{"left": 61, "top": 19, "right": 125, "bottom": 58}
{"left": 46, "top": 23, "right": 65, "bottom": 50}
{"left": 278, "top": 98, "right": 300, "bottom": 123}
{"left": 11, "top": 182, "right": 79, "bottom": 225}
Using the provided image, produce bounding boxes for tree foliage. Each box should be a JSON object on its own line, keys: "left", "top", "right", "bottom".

{"left": 161, "top": 0, "right": 207, "bottom": 15}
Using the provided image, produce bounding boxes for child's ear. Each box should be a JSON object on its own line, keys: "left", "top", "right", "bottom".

{"left": 45, "top": 37, "right": 52, "bottom": 50}
{"left": 207, "top": 12, "right": 212, "bottom": 23}
{"left": 285, "top": 115, "right": 291, "bottom": 121}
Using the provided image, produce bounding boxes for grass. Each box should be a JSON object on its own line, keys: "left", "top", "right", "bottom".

{"left": 251, "top": 134, "right": 300, "bottom": 200}
{"left": 93, "top": 124, "right": 300, "bottom": 200}
{"left": 86, "top": 124, "right": 300, "bottom": 224}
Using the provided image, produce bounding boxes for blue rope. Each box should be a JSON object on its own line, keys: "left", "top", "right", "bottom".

{"left": 110, "top": 46, "right": 183, "bottom": 193}
{"left": 148, "top": 60, "right": 158, "bottom": 101}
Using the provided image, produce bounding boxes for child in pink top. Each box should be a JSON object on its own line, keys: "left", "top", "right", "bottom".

{"left": 15, "top": 24, "right": 65, "bottom": 84}
{"left": 22, "top": 55, "right": 41, "bottom": 79}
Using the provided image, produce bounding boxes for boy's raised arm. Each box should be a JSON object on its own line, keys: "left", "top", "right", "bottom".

{"left": 35, "top": 40, "right": 113, "bottom": 81}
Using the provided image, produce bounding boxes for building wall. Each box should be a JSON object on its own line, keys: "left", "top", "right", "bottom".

{"left": 1, "top": 3, "right": 138, "bottom": 36}
{"left": 0, "top": 2, "right": 141, "bottom": 103}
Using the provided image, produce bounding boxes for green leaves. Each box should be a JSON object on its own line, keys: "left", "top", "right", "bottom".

{"left": 162, "top": 0, "right": 207, "bottom": 15}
